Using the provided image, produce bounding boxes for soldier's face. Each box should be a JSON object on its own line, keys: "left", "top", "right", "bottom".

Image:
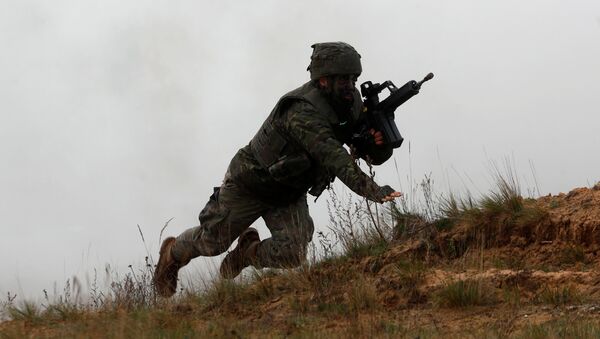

{"left": 331, "top": 74, "right": 358, "bottom": 103}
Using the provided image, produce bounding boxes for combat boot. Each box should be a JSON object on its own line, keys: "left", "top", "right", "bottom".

{"left": 153, "top": 237, "right": 186, "bottom": 297}
{"left": 220, "top": 227, "right": 261, "bottom": 279}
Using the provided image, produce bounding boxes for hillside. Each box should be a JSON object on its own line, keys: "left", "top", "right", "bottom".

{"left": 2, "top": 183, "right": 600, "bottom": 338}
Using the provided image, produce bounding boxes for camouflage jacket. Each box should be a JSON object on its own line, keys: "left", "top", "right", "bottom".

{"left": 227, "top": 81, "right": 393, "bottom": 205}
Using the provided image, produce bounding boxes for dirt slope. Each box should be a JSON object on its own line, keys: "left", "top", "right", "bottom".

{"left": 3, "top": 184, "right": 600, "bottom": 338}
{"left": 193, "top": 183, "right": 600, "bottom": 337}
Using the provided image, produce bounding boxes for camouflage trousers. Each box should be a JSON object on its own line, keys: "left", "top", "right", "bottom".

{"left": 170, "top": 176, "right": 314, "bottom": 269}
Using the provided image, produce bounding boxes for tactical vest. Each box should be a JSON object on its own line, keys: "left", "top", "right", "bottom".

{"left": 249, "top": 81, "right": 363, "bottom": 196}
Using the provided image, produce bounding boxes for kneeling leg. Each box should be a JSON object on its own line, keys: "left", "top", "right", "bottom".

{"left": 256, "top": 195, "right": 314, "bottom": 268}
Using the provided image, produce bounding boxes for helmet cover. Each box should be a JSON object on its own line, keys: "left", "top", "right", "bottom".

{"left": 307, "top": 42, "right": 362, "bottom": 80}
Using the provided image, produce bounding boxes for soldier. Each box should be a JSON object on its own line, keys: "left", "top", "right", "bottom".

{"left": 153, "top": 42, "right": 402, "bottom": 297}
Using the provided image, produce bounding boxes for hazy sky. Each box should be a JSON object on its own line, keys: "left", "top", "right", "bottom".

{"left": 1, "top": 0, "right": 599, "bottom": 298}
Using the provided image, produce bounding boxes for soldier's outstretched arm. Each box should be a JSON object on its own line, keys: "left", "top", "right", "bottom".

{"left": 284, "top": 102, "right": 400, "bottom": 203}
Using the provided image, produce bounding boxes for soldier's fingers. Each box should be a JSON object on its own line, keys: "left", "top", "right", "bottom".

{"left": 381, "top": 195, "right": 395, "bottom": 202}
{"left": 374, "top": 131, "right": 383, "bottom": 138}
{"left": 369, "top": 128, "right": 376, "bottom": 135}
{"left": 382, "top": 193, "right": 402, "bottom": 202}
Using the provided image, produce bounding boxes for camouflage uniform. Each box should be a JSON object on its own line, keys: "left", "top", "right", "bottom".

{"left": 170, "top": 42, "right": 394, "bottom": 269}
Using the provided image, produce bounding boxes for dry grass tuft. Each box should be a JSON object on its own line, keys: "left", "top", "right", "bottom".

{"left": 517, "top": 318, "right": 600, "bottom": 339}
{"left": 536, "top": 286, "right": 583, "bottom": 306}
{"left": 434, "top": 279, "right": 497, "bottom": 308}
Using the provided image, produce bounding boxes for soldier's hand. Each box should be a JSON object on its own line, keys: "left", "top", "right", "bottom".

{"left": 369, "top": 128, "right": 384, "bottom": 146}
{"left": 377, "top": 185, "right": 402, "bottom": 203}
{"left": 382, "top": 191, "right": 402, "bottom": 202}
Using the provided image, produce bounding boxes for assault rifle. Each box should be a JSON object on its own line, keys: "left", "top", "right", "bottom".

{"left": 352, "top": 72, "right": 434, "bottom": 149}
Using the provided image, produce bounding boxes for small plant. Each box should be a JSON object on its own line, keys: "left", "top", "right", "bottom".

{"left": 433, "top": 161, "right": 550, "bottom": 257}
{"left": 316, "top": 301, "right": 349, "bottom": 316}
{"left": 377, "top": 320, "right": 404, "bottom": 336}
{"left": 326, "top": 185, "right": 396, "bottom": 260}
{"left": 286, "top": 314, "right": 310, "bottom": 331}
{"left": 200, "top": 277, "right": 251, "bottom": 312}
{"left": 559, "top": 245, "right": 586, "bottom": 266}
{"left": 0, "top": 292, "right": 17, "bottom": 321}
{"left": 502, "top": 285, "right": 521, "bottom": 308}
{"left": 490, "top": 255, "right": 524, "bottom": 270}
{"left": 347, "top": 277, "right": 378, "bottom": 312}
{"left": 288, "top": 295, "right": 310, "bottom": 313}
{"left": 435, "top": 279, "right": 496, "bottom": 308}
{"left": 433, "top": 217, "right": 454, "bottom": 232}
{"left": 394, "top": 259, "right": 426, "bottom": 302}
{"left": 518, "top": 318, "right": 600, "bottom": 339}
{"left": 44, "top": 302, "right": 83, "bottom": 322}
{"left": 343, "top": 233, "right": 389, "bottom": 259}
{"left": 6, "top": 300, "right": 42, "bottom": 324}
{"left": 108, "top": 268, "right": 156, "bottom": 310}
{"left": 292, "top": 263, "right": 331, "bottom": 299}
{"left": 392, "top": 209, "right": 428, "bottom": 239}
{"left": 316, "top": 230, "right": 336, "bottom": 259}
{"left": 480, "top": 174, "right": 523, "bottom": 217}
{"left": 536, "top": 286, "right": 582, "bottom": 306}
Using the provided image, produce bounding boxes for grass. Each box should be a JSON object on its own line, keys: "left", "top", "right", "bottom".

{"left": 392, "top": 209, "right": 428, "bottom": 238}
{"left": 347, "top": 276, "right": 378, "bottom": 312}
{"left": 392, "top": 259, "right": 427, "bottom": 302}
{"left": 489, "top": 254, "right": 525, "bottom": 270}
{"left": 2, "top": 166, "right": 596, "bottom": 337}
{"left": 434, "top": 279, "right": 497, "bottom": 308}
{"left": 326, "top": 188, "right": 395, "bottom": 261}
{"left": 5, "top": 300, "right": 42, "bottom": 324}
{"left": 517, "top": 317, "right": 600, "bottom": 339}
{"left": 502, "top": 285, "right": 522, "bottom": 308}
{"left": 559, "top": 245, "right": 586, "bottom": 266}
{"left": 343, "top": 234, "right": 389, "bottom": 259}
{"left": 536, "top": 286, "right": 583, "bottom": 306}
{"left": 200, "top": 277, "right": 252, "bottom": 311}
{"left": 431, "top": 164, "right": 550, "bottom": 259}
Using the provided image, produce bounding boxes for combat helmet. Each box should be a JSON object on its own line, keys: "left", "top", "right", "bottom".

{"left": 307, "top": 42, "right": 362, "bottom": 80}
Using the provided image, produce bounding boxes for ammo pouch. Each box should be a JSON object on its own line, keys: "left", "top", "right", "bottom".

{"left": 268, "top": 153, "right": 311, "bottom": 183}
{"left": 250, "top": 121, "right": 312, "bottom": 186}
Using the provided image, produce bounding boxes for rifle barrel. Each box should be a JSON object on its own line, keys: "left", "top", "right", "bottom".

{"left": 416, "top": 72, "right": 434, "bottom": 88}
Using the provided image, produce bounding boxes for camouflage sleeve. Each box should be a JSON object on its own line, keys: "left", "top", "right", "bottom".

{"left": 283, "top": 102, "right": 385, "bottom": 202}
